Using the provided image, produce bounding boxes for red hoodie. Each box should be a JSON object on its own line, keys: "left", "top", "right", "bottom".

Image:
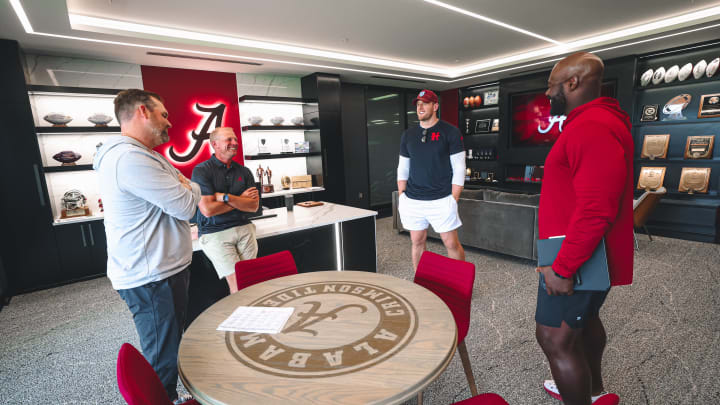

{"left": 538, "top": 97, "right": 634, "bottom": 286}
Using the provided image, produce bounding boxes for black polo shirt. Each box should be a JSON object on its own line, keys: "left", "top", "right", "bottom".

{"left": 399, "top": 120, "right": 464, "bottom": 200}
{"left": 191, "top": 155, "right": 256, "bottom": 235}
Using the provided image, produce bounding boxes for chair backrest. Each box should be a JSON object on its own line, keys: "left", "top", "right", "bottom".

{"left": 117, "top": 343, "right": 173, "bottom": 405}
{"left": 235, "top": 250, "right": 298, "bottom": 291}
{"left": 633, "top": 187, "right": 666, "bottom": 228}
{"left": 414, "top": 251, "right": 475, "bottom": 343}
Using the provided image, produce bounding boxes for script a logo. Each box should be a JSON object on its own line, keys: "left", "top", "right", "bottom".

{"left": 226, "top": 281, "right": 418, "bottom": 377}
{"left": 167, "top": 102, "right": 225, "bottom": 163}
{"left": 537, "top": 115, "right": 567, "bottom": 134}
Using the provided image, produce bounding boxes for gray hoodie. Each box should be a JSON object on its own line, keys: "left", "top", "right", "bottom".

{"left": 93, "top": 135, "right": 201, "bottom": 290}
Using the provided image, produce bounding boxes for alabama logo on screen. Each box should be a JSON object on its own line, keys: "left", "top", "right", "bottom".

{"left": 225, "top": 281, "right": 418, "bottom": 377}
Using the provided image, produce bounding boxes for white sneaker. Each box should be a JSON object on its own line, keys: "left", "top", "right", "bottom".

{"left": 543, "top": 379, "right": 611, "bottom": 403}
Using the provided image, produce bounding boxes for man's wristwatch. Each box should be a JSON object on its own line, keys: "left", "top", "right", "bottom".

{"left": 553, "top": 270, "right": 570, "bottom": 280}
{"left": 222, "top": 193, "right": 229, "bottom": 203}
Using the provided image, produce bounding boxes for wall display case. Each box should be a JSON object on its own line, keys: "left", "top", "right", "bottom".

{"left": 27, "top": 85, "right": 118, "bottom": 225}
{"left": 459, "top": 83, "right": 501, "bottom": 187}
{"left": 633, "top": 41, "right": 720, "bottom": 241}
{"left": 238, "top": 95, "right": 325, "bottom": 199}
{"left": 25, "top": 85, "right": 112, "bottom": 281}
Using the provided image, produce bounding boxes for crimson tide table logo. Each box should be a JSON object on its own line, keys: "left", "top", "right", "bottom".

{"left": 226, "top": 281, "right": 418, "bottom": 377}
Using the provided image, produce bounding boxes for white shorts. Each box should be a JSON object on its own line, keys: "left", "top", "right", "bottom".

{"left": 398, "top": 193, "right": 462, "bottom": 233}
{"left": 199, "top": 223, "right": 258, "bottom": 279}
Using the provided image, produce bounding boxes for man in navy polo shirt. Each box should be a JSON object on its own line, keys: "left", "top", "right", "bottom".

{"left": 192, "top": 127, "right": 259, "bottom": 293}
{"left": 397, "top": 89, "right": 466, "bottom": 269}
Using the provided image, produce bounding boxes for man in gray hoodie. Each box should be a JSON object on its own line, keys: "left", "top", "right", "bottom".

{"left": 94, "top": 89, "right": 201, "bottom": 402}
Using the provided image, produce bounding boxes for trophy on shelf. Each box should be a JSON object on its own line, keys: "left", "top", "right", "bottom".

{"left": 263, "top": 166, "right": 274, "bottom": 193}
{"left": 53, "top": 151, "right": 82, "bottom": 166}
{"left": 281, "top": 175, "right": 291, "bottom": 190}
{"left": 662, "top": 94, "right": 692, "bottom": 121}
{"left": 258, "top": 138, "right": 270, "bottom": 154}
{"left": 257, "top": 165, "right": 265, "bottom": 191}
{"left": 637, "top": 167, "right": 666, "bottom": 191}
{"left": 281, "top": 138, "right": 294, "bottom": 153}
{"left": 60, "top": 189, "right": 91, "bottom": 218}
{"left": 44, "top": 113, "right": 72, "bottom": 127}
{"left": 87, "top": 113, "right": 113, "bottom": 127}
{"left": 678, "top": 167, "right": 711, "bottom": 194}
{"left": 684, "top": 135, "right": 715, "bottom": 159}
{"left": 640, "top": 134, "right": 670, "bottom": 160}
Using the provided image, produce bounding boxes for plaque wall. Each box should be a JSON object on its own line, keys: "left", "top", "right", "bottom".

{"left": 633, "top": 40, "right": 720, "bottom": 242}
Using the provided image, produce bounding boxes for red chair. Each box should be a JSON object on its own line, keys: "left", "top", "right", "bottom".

{"left": 453, "top": 393, "right": 509, "bottom": 405}
{"left": 116, "top": 343, "right": 199, "bottom": 405}
{"left": 235, "top": 250, "right": 298, "bottom": 291}
{"left": 414, "top": 251, "right": 477, "bottom": 403}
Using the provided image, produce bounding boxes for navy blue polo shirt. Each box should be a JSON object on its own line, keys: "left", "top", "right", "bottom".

{"left": 191, "top": 155, "right": 256, "bottom": 235}
{"left": 399, "top": 120, "right": 464, "bottom": 200}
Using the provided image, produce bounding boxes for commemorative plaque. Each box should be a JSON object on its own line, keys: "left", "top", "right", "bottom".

{"left": 641, "top": 134, "right": 670, "bottom": 160}
{"left": 637, "top": 167, "right": 666, "bottom": 191}
{"left": 474, "top": 119, "right": 491, "bottom": 134}
{"left": 698, "top": 94, "right": 720, "bottom": 119}
{"left": 483, "top": 89, "right": 499, "bottom": 105}
{"left": 684, "top": 135, "right": 715, "bottom": 159}
{"left": 640, "top": 104, "right": 659, "bottom": 122}
{"left": 678, "top": 167, "right": 711, "bottom": 194}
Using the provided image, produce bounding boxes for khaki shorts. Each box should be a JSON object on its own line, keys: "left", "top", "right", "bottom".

{"left": 199, "top": 223, "right": 258, "bottom": 279}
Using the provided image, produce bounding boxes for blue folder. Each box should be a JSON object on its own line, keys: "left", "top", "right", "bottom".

{"left": 537, "top": 236, "right": 610, "bottom": 291}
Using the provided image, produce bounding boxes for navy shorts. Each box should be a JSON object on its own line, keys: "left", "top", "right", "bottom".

{"left": 535, "top": 278, "right": 610, "bottom": 329}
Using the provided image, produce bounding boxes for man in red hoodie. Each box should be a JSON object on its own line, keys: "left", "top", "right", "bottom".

{"left": 535, "top": 52, "right": 634, "bottom": 405}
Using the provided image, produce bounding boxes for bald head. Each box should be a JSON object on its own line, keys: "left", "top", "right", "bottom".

{"left": 546, "top": 52, "right": 605, "bottom": 115}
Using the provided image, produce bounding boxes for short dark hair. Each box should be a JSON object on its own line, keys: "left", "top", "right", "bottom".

{"left": 114, "top": 89, "right": 164, "bottom": 125}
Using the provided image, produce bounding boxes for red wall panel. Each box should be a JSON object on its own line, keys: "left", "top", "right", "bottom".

{"left": 140, "top": 65, "right": 242, "bottom": 179}
{"left": 439, "top": 88, "right": 460, "bottom": 128}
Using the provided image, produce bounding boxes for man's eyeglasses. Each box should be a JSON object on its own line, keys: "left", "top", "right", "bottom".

{"left": 421, "top": 129, "right": 427, "bottom": 143}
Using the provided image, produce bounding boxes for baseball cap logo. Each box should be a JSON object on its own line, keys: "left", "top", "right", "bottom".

{"left": 226, "top": 281, "right": 418, "bottom": 377}
{"left": 419, "top": 91, "right": 425, "bottom": 97}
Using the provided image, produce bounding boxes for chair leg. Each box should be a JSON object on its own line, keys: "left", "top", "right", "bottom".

{"left": 634, "top": 230, "right": 639, "bottom": 251}
{"left": 458, "top": 340, "right": 479, "bottom": 397}
{"left": 417, "top": 390, "right": 422, "bottom": 405}
{"left": 643, "top": 225, "right": 653, "bottom": 241}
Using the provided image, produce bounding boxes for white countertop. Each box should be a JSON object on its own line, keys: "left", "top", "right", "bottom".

{"left": 262, "top": 186, "right": 324, "bottom": 198}
{"left": 192, "top": 202, "right": 376, "bottom": 251}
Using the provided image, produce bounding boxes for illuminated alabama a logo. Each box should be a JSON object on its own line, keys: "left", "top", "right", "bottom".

{"left": 226, "top": 281, "right": 418, "bottom": 377}
{"left": 167, "top": 102, "right": 225, "bottom": 163}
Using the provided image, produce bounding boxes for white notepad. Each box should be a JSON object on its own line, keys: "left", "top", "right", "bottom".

{"left": 217, "top": 306, "right": 295, "bottom": 334}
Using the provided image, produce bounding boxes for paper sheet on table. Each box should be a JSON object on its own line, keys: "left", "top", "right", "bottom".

{"left": 217, "top": 306, "right": 295, "bottom": 334}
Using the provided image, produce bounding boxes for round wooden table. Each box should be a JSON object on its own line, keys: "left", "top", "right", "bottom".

{"left": 179, "top": 271, "right": 457, "bottom": 405}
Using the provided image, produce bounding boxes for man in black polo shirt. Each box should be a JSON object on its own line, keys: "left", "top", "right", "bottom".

{"left": 192, "top": 127, "right": 259, "bottom": 293}
{"left": 397, "top": 89, "right": 466, "bottom": 270}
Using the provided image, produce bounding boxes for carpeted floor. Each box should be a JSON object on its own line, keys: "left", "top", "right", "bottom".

{"left": 1, "top": 216, "right": 718, "bottom": 404}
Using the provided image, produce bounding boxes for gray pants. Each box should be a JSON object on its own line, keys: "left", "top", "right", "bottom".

{"left": 118, "top": 267, "right": 190, "bottom": 401}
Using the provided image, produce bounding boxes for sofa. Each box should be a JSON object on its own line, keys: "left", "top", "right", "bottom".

{"left": 392, "top": 189, "right": 539, "bottom": 260}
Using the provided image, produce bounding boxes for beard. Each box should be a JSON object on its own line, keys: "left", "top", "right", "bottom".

{"left": 151, "top": 125, "right": 170, "bottom": 145}
{"left": 549, "top": 88, "right": 567, "bottom": 116}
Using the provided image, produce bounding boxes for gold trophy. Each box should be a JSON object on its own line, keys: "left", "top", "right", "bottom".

{"left": 263, "top": 166, "right": 274, "bottom": 193}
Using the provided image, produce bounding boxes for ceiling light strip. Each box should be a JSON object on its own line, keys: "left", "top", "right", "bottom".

{"left": 28, "top": 31, "right": 452, "bottom": 83}
{"left": 423, "top": 0, "right": 561, "bottom": 45}
{"left": 69, "top": 14, "right": 448, "bottom": 76}
{"left": 9, "top": 0, "right": 33, "bottom": 33}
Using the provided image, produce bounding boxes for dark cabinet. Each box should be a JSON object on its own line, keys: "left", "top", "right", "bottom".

{"left": 54, "top": 221, "right": 107, "bottom": 282}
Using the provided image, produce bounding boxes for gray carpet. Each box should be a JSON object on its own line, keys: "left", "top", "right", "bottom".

{"left": 1, "top": 216, "right": 718, "bottom": 404}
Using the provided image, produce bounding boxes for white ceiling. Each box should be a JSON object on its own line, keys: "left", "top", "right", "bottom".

{"left": 3, "top": 0, "right": 720, "bottom": 89}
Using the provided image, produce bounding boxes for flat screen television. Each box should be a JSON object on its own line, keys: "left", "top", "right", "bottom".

{"left": 510, "top": 82, "right": 616, "bottom": 148}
